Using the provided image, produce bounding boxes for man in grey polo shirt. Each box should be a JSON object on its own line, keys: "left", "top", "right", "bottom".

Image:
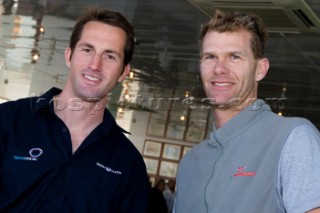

{"left": 174, "top": 9, "right": 320, "bottom": 213}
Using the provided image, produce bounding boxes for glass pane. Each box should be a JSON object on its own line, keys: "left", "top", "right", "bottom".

{"left": 147, "top": 111, "right": 167, "bottom": 137}
{"left": 186, "top": 110, "right": 208, "bottom": 142}
{"left": 166, "top": 103, "right": 186, "bottom": 140}
{"left": 147, "top": 88, "right": 172, "bottom": 137}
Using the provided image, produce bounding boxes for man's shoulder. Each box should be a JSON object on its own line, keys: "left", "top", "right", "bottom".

{"left": 278, "top": 115, "right": 314, "bottom": 130}
{"left": 0, "top": 96, "right": 35, "bottom": 111}
{"left": 262, "top": 109, "right": 313, "bottom": 130}
{"left": 0, "top": 88, "right": 59, "bottom": 111}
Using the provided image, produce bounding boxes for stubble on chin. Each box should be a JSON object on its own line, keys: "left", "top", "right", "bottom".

{"left": 211, "top": 97, "right": 256, "bottom": 112}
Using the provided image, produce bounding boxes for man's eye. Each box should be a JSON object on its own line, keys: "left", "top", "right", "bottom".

{"left": 201, "top": 54, "right": 213, "bottom": 61}
{"left": 106, "top": 55, "right": 115, "bottom": 60}
{"left": 206, "top": 55, "right": 215, "bottom": 60}
{"left": 82, "top": 48, "right": 93, "bottom": 55}
{"left": 104, "top": 53, "right": 120, "bottom": 62}
{"left": 231, "top": 55, "right": 240, "bottom": 60}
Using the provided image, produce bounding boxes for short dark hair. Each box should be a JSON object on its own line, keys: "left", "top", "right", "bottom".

{"left": 200, "top": 9, "right": 268, "bottom": 59}
{"left": 69, "top": 7, "right": 135, "bottom": 65}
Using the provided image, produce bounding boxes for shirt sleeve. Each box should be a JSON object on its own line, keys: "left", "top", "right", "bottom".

{"left": 278, "top": 123, "right": 320, "bottom": 213}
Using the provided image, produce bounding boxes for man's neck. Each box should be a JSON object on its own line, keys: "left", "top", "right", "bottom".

{"left": 53, "top": 93, "right": 107, "bottom": 130}
{"left": 214, "top": 109, "right": 239, "bottom": 129}
{"left": 213, "top": 98, "right": 256, "bottom": 128}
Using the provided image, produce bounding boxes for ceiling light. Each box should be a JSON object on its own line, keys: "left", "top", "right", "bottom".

{"left": 31, "top": 48, "right": 40, "bottom": 64}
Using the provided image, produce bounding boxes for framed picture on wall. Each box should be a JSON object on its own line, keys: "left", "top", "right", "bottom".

{"left": 162, "top": 143, "right": 182, "bottom": 160}
{"left": 144, "top": 158, "right": 159, "bottom": 175}
{"left": 159, "top": 160, "right": 178, "bottom": 178}
{"left": 143, "top": 140, "right": 162, "bottom": 157}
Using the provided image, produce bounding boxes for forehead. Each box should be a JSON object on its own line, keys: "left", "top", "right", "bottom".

{"left": 82, "top": 21, "right": 125, "bottom": 37}
{"left": 79, "top": 21, "right": 127, "bottom": 49}
{"left": 202, "top": 30, "right": 253, "bottom": 52}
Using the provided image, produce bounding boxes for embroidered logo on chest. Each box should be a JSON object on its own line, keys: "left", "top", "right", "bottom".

{"left": 13, "top": 148, "right": 44, "bottom": 161}
{"left": 96, "top": 162, "right": 122, "bottom": 175}
{"left": 233, "top": 166, "right": 256, "bottom": 177}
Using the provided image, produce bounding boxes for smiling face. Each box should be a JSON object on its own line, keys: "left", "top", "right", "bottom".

{"left": 200, "top": 30, "right": 269, "bottom": 110}
{"left": 64, "top": 21, "right": 130, "bottom": 102}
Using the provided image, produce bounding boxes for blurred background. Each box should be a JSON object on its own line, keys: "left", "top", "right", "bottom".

{"left": 1, "top": 0, "right": 320, "bottom": 183}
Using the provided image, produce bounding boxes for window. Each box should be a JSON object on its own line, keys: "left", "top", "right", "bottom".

{"left": 147, "top": 87, "right": 212, "bottom": 143}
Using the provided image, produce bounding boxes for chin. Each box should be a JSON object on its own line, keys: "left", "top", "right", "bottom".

{"left": 84, "top": 97, "right": 102, "bottom": 102}
{"left": 211, "top": 98, "right": 235, "bottom": 108}
{"left": 78, "top": 92, "right": 102, "bottom": 102}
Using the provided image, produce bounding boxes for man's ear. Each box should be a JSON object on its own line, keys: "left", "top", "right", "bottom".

{"left": 255, "top": 58, "right": 269, "bottom": 82}
{"left": 117, "top": 64, "right": 131, "bottom": 83}
{"left": 64, "top": 47, "right": 71, "bottom": 69}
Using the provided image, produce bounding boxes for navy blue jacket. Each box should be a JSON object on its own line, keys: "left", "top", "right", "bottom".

{"left": 0, "top": 88, "right": 148, "bottom": 213}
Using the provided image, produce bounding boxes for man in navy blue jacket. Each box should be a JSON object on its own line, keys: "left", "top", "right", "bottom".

{"left": 0, "top": 7, "right": 148, "bottom": 212}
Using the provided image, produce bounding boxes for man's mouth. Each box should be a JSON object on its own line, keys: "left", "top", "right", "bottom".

{"left": 83, "top": 74, "right": 101, "bottom": 82}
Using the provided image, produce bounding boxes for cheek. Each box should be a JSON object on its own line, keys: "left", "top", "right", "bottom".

{"left": 200, "top": 67, "right": 209, "bottom": 80}
{"left": 104, "top": 64, "right": 123, "bottom": 77}
{"left": 242, "top": 72, "right": 256, "bottom": 90}
{"left": 70, "top": 57, "right": 87, "bottom": 70}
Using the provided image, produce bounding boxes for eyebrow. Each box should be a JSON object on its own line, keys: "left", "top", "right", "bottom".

{"left": 229, "top": 50, "right": 245, "bottom": 55}
{"left": 78, "top": 42, "right": 93, "bottom": 49}
{"left": 105, "top": 49, "right": 121, "bottom": 58}
{"left": 78, "top": 42, "right": 122, "bottom": 57}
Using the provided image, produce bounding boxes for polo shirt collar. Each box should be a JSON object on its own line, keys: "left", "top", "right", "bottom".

{"left": 209, "top": 99, "right": 271, "bottom": 146}
{"left": 32, "top": 87, "right": 62, "bottom": 112}
{"left": 34, "top": 87, "right": 130, "bottom": 135}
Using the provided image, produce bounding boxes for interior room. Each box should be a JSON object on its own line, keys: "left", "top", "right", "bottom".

{"left": 1, "top": 0, "right": 320, "bottom": 183}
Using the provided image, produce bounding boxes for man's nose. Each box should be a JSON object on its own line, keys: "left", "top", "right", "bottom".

{"left": 88, "top": 54, "right": 102, "bottom": 71}
{"left": 213, "top": 59, "right": 228, "bottom": 75}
